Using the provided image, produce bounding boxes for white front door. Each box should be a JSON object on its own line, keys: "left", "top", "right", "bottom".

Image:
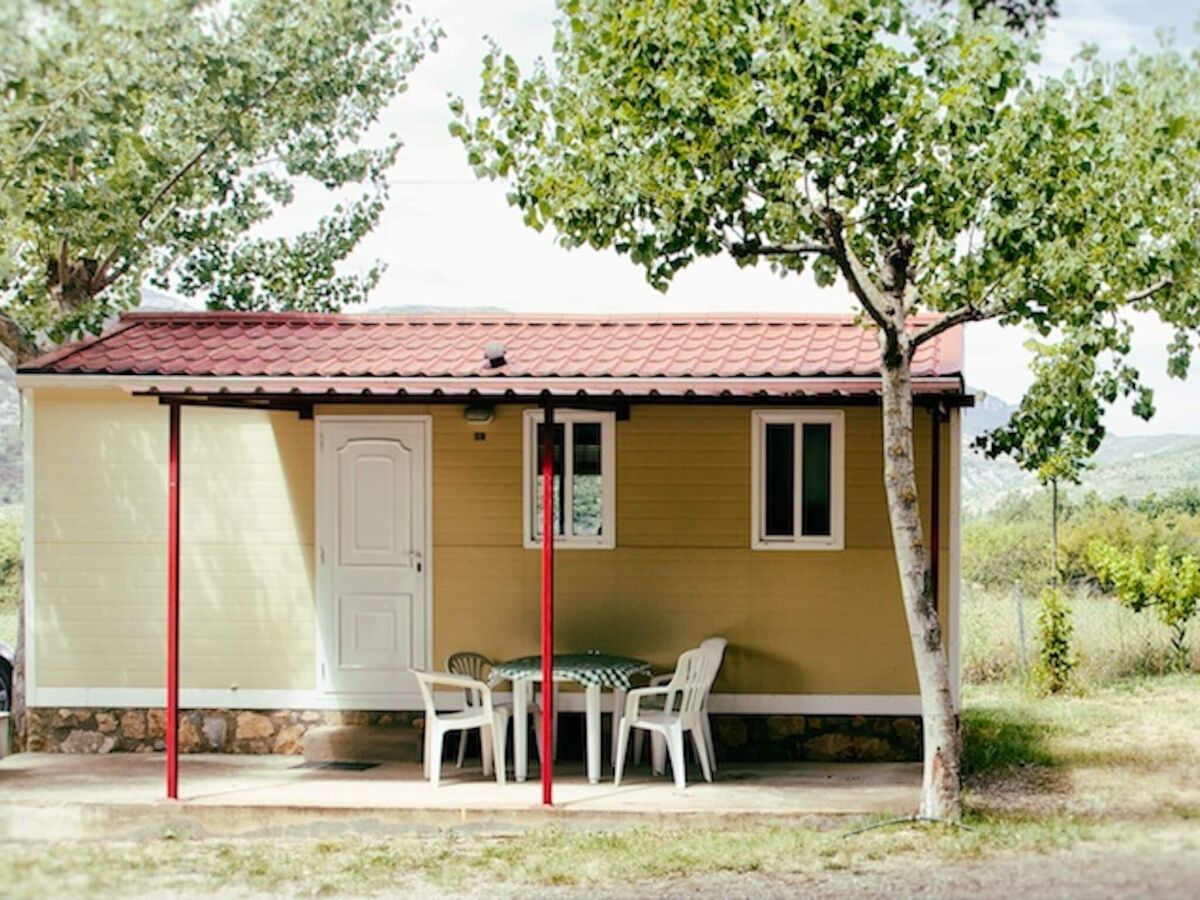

{"left": 317, "top": 418, "right": 429, "bottom": 696}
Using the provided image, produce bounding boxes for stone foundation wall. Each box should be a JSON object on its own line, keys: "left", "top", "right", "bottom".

{"left": 24, "top": 708, "right": 422, "bottom": 755}
{"left": 25, "top": 708, "right": 921, "bottom": 762}
{"left": 712, "top": 714, "right": 921, "bottom": 762}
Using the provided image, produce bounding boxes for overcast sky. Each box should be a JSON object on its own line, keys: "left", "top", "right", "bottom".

{"left": 295, "top": 0, "right": 1200, "bottom": 434}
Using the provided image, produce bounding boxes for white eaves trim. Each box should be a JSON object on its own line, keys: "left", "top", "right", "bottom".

{"left": 14, "top": 372, "right": 966, "bottom": 394}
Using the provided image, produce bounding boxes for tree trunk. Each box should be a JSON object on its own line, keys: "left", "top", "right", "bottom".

{"left": 1051, "top": 478, "right": 1059, "bottom": 585}
{"left": 1170, "top": 621, "right": 1188, "bottom": 673}
{"left": 12, "top": 581, "right": 26, "bottom": 752}
{"left": 0, "top": 311, "right": 40, "bottom": 368}
{"left": 879, "top": 331, "right": 962, "bottom": 822}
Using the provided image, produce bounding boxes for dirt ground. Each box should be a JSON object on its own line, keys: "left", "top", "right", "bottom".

{"left": 4, "top": 678, "right": 1200, "bottom": 899}
{"left": 629, "top": 846, "right": 1200, "bottom": 900}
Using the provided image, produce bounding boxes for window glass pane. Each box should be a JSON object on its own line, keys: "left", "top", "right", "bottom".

{"left": 764, "top": 423, "right": 795, "bottom": 537}
{"left": 801, "top": 423, "right": 832, "bottom": 536}
{"left": 533, "top": 422, "right": 565, "bottom": 538}
{"left": 572, "top": 422, "right": 603, "bottom": 536}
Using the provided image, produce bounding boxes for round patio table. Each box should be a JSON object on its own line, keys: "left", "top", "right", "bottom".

{"left": 491, "top": 652, "right": 651, "bottom": 785}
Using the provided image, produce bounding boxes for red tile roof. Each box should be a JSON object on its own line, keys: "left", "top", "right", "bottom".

{"left": 21, "top": 312, "right": 964, "bottom": 390}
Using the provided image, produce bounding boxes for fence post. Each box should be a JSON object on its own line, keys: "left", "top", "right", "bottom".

{"left": 1016, "top": 582, "right": 1028, "bottom": 675}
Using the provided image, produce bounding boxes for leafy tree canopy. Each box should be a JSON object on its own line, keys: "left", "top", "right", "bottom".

{"left": 950, "top": 0, "right": 1057, "bottom": 34}
{"left": 0, "top": 0, "right": 438, "bottom": 360}
{"left": 454, "top": 0, "right": 1200, "bottom": 472}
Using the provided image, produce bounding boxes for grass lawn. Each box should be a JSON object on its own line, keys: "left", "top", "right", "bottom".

{"left": 5, "top": 677, "right": 1200, "bottom": 898}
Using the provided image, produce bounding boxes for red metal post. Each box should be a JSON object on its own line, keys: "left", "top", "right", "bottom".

{"left": 166, "top": 402, "right": 181, "bottom": 800}
{"left": 540, "top": 403, "right": 555, "bottom": 806}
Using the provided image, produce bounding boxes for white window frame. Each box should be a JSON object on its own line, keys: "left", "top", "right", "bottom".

{"left": 522, "top": 408, "right": 616, "bottom": 550}
{"left": 751, "top": 409, "right": 845, "bottom": 551}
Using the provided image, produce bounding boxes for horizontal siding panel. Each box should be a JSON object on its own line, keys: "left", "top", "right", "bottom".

{"left": 429, "top": 404, "right": 945, "bottom": 696}
{"left": 34, "top": 390, "right": 317, "bottom": 691}
{"left": 433, "top": 546, "right": 918, "bottom": 694}
{"left": 34, "top": 396, "right": 948, "bottom": 699}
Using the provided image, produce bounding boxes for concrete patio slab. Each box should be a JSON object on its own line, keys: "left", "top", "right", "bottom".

{"left": 0, "top": 753, "right": 921, "bottom": 840}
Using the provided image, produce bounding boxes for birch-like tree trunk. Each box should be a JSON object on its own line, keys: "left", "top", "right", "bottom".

{"left": 878, "top": 323, "right": 962, "bottom": 822}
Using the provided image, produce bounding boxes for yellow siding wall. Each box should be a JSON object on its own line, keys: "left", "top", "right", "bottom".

{"left": 33, "top": 390, "right": 949, "bottom": 697}
{"left": 34, "top": 389, "right": 315, "bottom": 689}
{"left": 420, "top": 404, "right": 949, "bottom": 695}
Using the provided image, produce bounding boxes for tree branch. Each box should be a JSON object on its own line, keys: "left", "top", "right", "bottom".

{"left": 91, "top": 142, "right": 215, "bottom": 293}
{"left": 1124, "top": 276, "right": 1173, "bottom": 303}
{"left": 821, "top": 208, "right": 891, "bottom": 333}
{"left": 140, "top": 143, "right": 214, "bottom": 230}
{"left": 0, "top": 76, "right": 98, "bottom": 192}
{"left": 912, "top": 309, "right": 978, "bottom": 351}
{"left": 0, "top": 310, "right": 41, "bottom": 366}
{"left": 913, "top": 276, "right": 1176, "bottom": 354}
{"left": 58, "top": 240, "right": 68, "bottom": 297}
{"left": 727, "top": 241, "right": 832, "bottom": 258}
{"left": 910, "top": 296, "right": 1006, "bottom": 352}
{"left": 90, "top": 72, "right": 291, "bottom": 295}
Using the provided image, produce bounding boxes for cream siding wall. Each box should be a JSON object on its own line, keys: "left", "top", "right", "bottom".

{"left": 32, "top": 390, "right": 950, "bottom": 700}
{"left": 33, "top": 389, "right": 315, "bottom": 690}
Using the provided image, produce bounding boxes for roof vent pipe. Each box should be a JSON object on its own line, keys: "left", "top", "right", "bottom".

{"left": 484, "top": 341, "right": 507, "bottom": 368}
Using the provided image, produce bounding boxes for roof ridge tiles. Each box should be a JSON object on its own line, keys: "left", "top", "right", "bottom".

{"left": 115, "top": 309, "right": 945, "bottom": 326}
{"left": 17, "top": 310, "right": 966, "bottom": 384}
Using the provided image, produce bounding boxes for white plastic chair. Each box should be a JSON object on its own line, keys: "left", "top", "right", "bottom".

{"left": 634, "top": 637, "right": 727, "bottom": 774}
{"left": 445, "top": 652, "right": 554, "bottom": 767}
{"left": 410, "top": 668, "right": 509, "bottom": 787}
{"left": 614, "top": 645, "right": 724, "bottom": 789}
{"left": 446, "top": 652, "right": 495, "bottom": 768}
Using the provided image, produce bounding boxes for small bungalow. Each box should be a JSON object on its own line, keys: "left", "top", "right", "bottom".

{"left": 15, "top": 311, "right": 967, "bottom": 770}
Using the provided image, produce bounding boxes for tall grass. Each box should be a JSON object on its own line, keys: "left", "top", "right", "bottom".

{"left": 963, "top": 583, "right": 1199, "bottom": 686}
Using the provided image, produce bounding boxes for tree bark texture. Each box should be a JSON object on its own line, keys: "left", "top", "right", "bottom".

{"left": 878, "top": 324, "right": 962, "bottom": 822}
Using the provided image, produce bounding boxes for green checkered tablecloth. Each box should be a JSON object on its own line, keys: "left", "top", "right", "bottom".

{"left": 491, "top": 652, "right": 651, "bottom": 691}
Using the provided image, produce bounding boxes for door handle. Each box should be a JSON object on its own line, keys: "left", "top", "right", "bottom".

{"left": 412, "top": 551, "right": 423, "bottom": 573}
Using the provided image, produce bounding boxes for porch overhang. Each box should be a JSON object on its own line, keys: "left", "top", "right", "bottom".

{"left": 17, "top": 372, "right": 974, "bottom": 411}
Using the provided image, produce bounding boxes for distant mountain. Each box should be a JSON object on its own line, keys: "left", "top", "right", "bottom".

{"left": 962, "top": 389, "right": 1016, "bottom": 440}
{"left": 961, "top": 390, "right": 1200, "bottom": 514}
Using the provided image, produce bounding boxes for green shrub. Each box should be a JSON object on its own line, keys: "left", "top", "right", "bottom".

{"left": 964, "top": 585, "right": 1199, "bottom": 686}
{"left": 965, "top": 488, "right": 1200, "bottom": 591}
{"left": 1088, "top": 541, "right": 1199, "bottom": 673}
{"left": 963, "top": 518, "right": 1052, "bottom": 589}
{"left": 1034, "top": 586, "right": 1077, "bottom": 694}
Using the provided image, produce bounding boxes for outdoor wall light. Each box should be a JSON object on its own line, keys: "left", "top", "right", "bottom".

{"left": 463, "top": 405, "right": 495, "bottom": 424}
